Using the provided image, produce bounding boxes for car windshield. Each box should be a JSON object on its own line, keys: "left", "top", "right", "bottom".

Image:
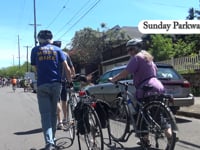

{"left": 98, "top": 65, "right": 181, "bottom": 83}
{"left": 157, "top": 67, "right": 181, "bottom": 80}
{"left": 99, "top": 68, "right": 132, "bottom": 83}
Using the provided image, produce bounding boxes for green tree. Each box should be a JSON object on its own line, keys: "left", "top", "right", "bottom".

{"left": 71, "top": 27, "right": 101, "bottom": 65}
{"left": 186, "top": 7, "right": 200, "bottom": 20}
{"left": 173, "top": 39, "right": 195, "bottom": 57}
{"left": 186, "top": 8, "right": 196, "bottom": 20}
{"left": 147, "top": 35, "right": 174, "bottom": 61}
{"left": 0, "top": 62, "right": 32, "bottom": 78}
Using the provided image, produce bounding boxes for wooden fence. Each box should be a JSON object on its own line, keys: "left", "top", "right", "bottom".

{"left": 157, "top": 54, "right": 200, "bottom": 72}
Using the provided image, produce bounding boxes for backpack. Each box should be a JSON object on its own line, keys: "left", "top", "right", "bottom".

{"left": 94, "top": 100, "right": 110, "bottom": 128}
{"left": 74, "top": 102, "right": 90, "bottom": 135}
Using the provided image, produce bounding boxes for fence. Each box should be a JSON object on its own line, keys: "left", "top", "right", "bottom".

{"left": 157, "top": 54, "right": 200, "bottom": 72}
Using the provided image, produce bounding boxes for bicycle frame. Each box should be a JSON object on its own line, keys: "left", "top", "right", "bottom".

{"left": 117, "top": 81, "right": 178, "bottom": 142}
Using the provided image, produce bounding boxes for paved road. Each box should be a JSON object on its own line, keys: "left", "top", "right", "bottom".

{"left": 0, "top": 86, "right": 140, "bottom": 150}
{"left": 0, "top": 86, "right": 200, "bottom": 150}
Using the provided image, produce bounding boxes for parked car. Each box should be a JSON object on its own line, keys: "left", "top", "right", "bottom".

{"left": 85, "top": 63, "right": 194, "bottom": 114}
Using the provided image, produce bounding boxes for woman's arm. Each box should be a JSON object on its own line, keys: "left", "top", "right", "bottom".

{"left": 110, "top": 69, "right": 129, "bottom": 82}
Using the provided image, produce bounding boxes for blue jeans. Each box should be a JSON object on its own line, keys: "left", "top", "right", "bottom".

{"left": 37, "top": 82, "right": 62, "bottom": 145}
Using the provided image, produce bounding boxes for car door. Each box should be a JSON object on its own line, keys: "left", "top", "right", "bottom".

{"left": 86, "top": 69, "right": 123, "bottom": 102}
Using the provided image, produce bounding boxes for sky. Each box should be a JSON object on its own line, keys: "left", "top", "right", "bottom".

{"left": 0, "top": 0, "right": 199, "bottom": 69}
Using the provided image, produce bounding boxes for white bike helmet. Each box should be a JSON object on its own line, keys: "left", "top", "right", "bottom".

{"left": 126, "top": 38, "right": 142, "bottom": 48}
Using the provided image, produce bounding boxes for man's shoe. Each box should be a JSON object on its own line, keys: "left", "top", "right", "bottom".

{"left": 57, "top": 122, "right": 64, "bottom": 130}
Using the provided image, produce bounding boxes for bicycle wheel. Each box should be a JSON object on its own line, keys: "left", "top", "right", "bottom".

{"left": 63, "top": 95, "right": 77, "bottom": 144}
{"left": 108, "top": 97, "right": 130, "bottom": 141}
{"left": 84, "top": 104, "right": 104, "bottom": 150}
{"left": 138, "top": 101, "right": 177, "bottom": 150}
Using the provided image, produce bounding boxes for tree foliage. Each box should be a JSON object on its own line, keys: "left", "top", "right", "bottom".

{"left": 143, "top": 34, "right": 197, "bottom": 61}
{"left": 70, "top": 27, "right": 101, "bottom": 65}
{"left": 145, "top": 35, "right": 174, "bottom": 61}
{"left": 186, "top": 7, "right": 200, "bottom": 20}
{"left": 0, "top": 62, "right": 31, "bottom": 78}
{"left": 70, "top": 25, "right": 129, "bottom": 67}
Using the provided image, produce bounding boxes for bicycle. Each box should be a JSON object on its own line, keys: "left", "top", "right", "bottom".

{"left": 73, "top": 74, "right": 104, "bottom": 150}
{"left": 57, "top": 74, "right": 104, "bottom": 150}
{"left": 107, "top": 81, "right": 178, "bottom": 150}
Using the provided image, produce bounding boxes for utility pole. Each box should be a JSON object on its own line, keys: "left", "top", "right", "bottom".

{"left": 29, "top": 0, "right": 41, "bottom": 46}
{"left": 33, "top": 0, "right": 37, "bottom": 46}
{"left": 24, "top": 46, "right": 32, "bottom": 72}
{"left": 18, "top": 35, "right": 21, "bottom": 69}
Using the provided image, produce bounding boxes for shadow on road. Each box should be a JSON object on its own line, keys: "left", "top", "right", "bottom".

{"left": 177, "top": 139, "right": 200, "bottom": 150}
{"left": 55, "top": 137, "right": 73, "bottom": 149}
{"left": 104, "top": 138, "right": 159, "bottom": 150}
{"left": 175, "top": 117, "right": 192, "bottom": 124}
{"left": 14, "top": 128, "right": 42, "bottom": 135}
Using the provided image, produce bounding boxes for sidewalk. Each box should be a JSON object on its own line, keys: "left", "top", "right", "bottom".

{"left": 177, "top": 97, "right": 200, "bottom": 119}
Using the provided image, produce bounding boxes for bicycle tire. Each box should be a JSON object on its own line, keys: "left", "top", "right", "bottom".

{"left": 63, "top": 100, "right": 76, "bottom": 144}
{"left": 108, "top": 97, "right": 130, "bottom": 142}
{"left": 138, "top": 101, "right": 177, "bottom": 150}
{"left": 63, "top": 92, "right": 78, "bottom": 144}
{"left": 84, "top": 104, "right": 104, "bottom": 150}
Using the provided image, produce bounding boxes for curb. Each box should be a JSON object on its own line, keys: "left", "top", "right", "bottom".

{"left": 176, "top": 111, "right": 200, "bottom": 119}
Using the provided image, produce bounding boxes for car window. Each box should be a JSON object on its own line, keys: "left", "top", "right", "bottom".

{"left": 157, "top": 67, "right": 181, "bottom": 80}
{"left": 112, "top": 69, "right": 132, "bottom": 80}
{"left": 99, "top": 67, "right": 133, "bottom": 83}
{"left": 99, "top": 71, "right": 112, "bottom": 83}
{"left": 111, "top": 69, "right": 122, "bottom": 77}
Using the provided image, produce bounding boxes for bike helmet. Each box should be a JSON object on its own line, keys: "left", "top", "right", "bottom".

{"left": 37, "top": 30, "right": 53, "bottom": 44}
{"left": 53, "top": 40, "right": 62, "bottom": 48}
{"left": 126, "top": 38, "right": 142, "bottom": 48}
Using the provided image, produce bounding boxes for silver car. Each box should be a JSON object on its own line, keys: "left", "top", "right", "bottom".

{"left": 85, "top": 63, "right": 194, "bottom": 114}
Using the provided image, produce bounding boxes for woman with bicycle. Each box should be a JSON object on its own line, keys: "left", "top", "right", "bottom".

{"left": 109, "top": 38, "right": 172, "bottom": 147}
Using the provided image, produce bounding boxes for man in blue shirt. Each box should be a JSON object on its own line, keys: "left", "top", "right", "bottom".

{"left": 31, "top": 30, "right": 72, "bottom": 150}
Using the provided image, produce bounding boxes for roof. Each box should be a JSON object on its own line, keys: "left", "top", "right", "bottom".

{"left": 121, "top": 26, "right": 143, "bottom": 39}
{"left": 103, "top": 25, "right": 143, "bottom": 48}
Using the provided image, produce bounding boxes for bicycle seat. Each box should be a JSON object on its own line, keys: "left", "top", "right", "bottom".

{"left": 142, "top": 85, "right": 153, "bottom": 92}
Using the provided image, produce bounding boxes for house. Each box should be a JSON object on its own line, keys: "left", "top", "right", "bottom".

{"left": 101, "top": 26, "right": 143, "bottom": 73}
{"left": 71, "top": 25, "right": 143, "bottom": 81}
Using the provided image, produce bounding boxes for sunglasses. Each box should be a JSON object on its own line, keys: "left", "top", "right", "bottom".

{"left": 126, "top": 47, "right": 135, "bottom": 52}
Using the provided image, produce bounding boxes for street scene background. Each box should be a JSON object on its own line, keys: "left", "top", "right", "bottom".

{"left": 0, "top": 86, "right": 200, "bottom": 150}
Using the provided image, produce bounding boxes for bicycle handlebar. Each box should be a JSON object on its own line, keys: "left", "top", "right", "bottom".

{"left": 73, "top": 74, "right": 87, "bottom": 82}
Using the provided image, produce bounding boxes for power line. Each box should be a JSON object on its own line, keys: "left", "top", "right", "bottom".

{"left": 46, "top": 6, "right": 66, "bottom": 28}
{"left": 46, "top": 0, "right": 70, "bottom": 28}
{"left": 55, "top": 0, "right": 92, "bottom": 37}
{"left": 58, "top": 0, "right": 101, "bottom": 40}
